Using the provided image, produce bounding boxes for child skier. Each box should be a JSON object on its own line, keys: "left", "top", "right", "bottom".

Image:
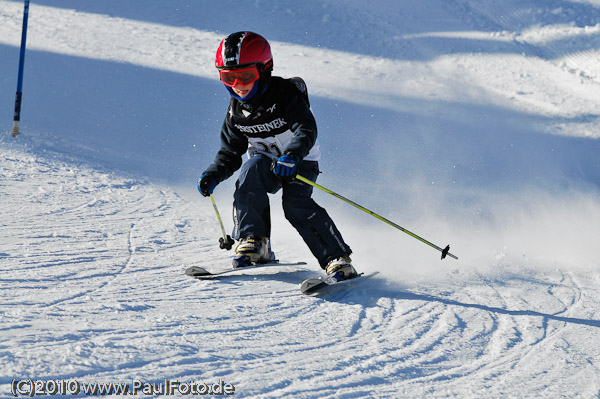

{"left": 198, "top": 31, "right": 357, "bottom": 282}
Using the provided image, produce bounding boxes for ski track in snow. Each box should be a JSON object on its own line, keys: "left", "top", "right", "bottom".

{"left": 2, "top": 141, "right": 600, "bottom": 397}
{"left": 1, "top": 0, "right": 600, "bottom": 397}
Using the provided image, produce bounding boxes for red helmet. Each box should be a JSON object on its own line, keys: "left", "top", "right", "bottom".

{"left": 215, "top": 31, "right": 273, "bottom": 72}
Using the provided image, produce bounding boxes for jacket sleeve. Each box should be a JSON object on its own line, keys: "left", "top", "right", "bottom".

{"left": 202, "top": 115, "right": 248, "bottom": 183}
{"left": 281, "top": 83, "right": 317, "bottom": 160}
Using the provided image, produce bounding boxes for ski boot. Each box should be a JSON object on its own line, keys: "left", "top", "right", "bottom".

{"left": 325, "top": 255, "right": 357, "bottom": 283}
{"left": 232, "top": 237, "right": 275, "bottom": 268}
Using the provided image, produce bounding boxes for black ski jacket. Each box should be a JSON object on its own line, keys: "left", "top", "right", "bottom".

{"left": 202, "top": 76, "right": 319, "bottom": 183}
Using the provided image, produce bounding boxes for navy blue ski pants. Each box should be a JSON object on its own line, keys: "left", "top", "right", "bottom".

{"left": 233, "top": 154, "right": 351, "bottom": 268}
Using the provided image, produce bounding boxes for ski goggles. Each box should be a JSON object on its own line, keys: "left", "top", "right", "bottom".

{"left": 219, "top": 65, "right": 260, "bottom": 87}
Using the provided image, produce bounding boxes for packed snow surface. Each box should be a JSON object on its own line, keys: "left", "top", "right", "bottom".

{"left": 1, "top": 0, "right": 600, "bottom": 397}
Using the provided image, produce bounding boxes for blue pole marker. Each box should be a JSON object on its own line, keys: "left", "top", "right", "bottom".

{"left": 11, "top": 0, "right": 30, "bottom": 138}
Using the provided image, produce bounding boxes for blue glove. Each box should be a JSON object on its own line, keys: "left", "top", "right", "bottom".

{"left": 198, "top": 174, "right": 217, "bottom": 197}
{"left": 272, "top": 154, "right": 299, "bottom": 177}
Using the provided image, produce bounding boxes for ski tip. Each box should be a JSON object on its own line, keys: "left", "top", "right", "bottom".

{"left": 300, "top": 277, "right": 325, "bottom": 295}
{"left": 301, "top": 271, "right": 380, "bottom": 295}
{"left": 185, "top": 266, "right": 211, "bottom": 277}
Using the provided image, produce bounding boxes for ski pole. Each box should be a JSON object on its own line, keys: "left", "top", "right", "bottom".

{"left": 294, "top": 174, "right": 457, "bottom": 260}
{"left": 11, "top": 0, "right": 30, "bottom": 138}
{"left": 210, "top": 194, "right": 234, "bottom": 250}
{"left": 257, "top": 150, "right": 457, "bottom": 260}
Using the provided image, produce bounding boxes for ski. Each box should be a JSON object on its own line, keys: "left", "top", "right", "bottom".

{"left": 300, "top": 271, "right": 379, "bottom": 295}
{"left": 185, "top": 261, "right": 307, "bottom": 280}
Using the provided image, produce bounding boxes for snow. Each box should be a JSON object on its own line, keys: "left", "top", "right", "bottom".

{"left": 1, "top": 0, "right": 600, "bottom": 397}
